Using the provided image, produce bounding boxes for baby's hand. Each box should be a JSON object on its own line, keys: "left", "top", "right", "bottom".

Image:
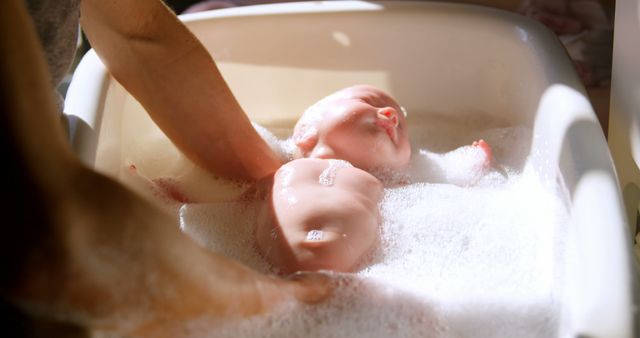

{"left": 430, "top": 139, "right": 494, "bottom": 186}
{"left": 471, "top": 139, "right": 493, "bottom": 168}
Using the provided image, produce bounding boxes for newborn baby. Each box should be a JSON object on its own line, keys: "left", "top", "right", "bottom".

{"left": 253, "top": 85, "right": 493, "bottom": 274}
{"left": 141, "top": 85, "right": 493, "bottom": 274}
{"left": 253, "top": 85, "right": 410, "bottom": 273}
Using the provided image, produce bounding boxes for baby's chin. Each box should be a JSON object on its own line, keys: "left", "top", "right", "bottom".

{"left": 367, "top": 155, "right": 411, "bottom": 174}
{"left": 367, "top": 146, "right": 411, "bottom": 172}
{"left": 368, "top": 164, "right": 411, "bottom": 187}
{"left": 339, "top": 150, "right": 408, "bottom": 170}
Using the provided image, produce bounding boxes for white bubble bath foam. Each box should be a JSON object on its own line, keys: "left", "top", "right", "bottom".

{"left": 175, "top": 115, "right": 569, "bottom": 338}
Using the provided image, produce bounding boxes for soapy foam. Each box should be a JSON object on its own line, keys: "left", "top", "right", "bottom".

{"left": 318, "top": 159, "right": 353, "bottom": 186}
{"left": 175, "top": 115, "right": 567, "bottom": 337}
{"left": 180, "top": 200, "right": 273, "bottom": 274}
{"left": 199, "top": 276, "right": 444, "bottom": 338}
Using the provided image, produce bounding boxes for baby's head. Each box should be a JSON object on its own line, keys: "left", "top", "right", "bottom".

{"left": 292, "top": 85, "right": 411, "bottom": 172}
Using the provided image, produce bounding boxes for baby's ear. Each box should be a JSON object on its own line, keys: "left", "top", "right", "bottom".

{"left": 292, "top": 123, "right": 318, "bottom": 154}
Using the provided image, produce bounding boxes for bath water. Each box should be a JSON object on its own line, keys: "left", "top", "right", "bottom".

{"left": 176, "top": 114, "right": 569, "bottom": 338}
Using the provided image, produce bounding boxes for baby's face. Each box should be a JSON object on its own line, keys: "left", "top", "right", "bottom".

{"left": 294, "top": 85, "right": 411, "bottom": 171}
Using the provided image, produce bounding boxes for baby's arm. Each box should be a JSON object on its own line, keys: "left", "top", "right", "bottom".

{"left": 81, "top": 0, "right": 281, "bottom": 182}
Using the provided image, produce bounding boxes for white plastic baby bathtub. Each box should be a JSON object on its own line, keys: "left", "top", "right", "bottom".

{"left": 65, "top": 1, "right": 634, "bottom": 337}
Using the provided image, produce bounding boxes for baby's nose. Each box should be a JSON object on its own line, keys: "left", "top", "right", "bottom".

{"left": 377, "top": 108, "right": 399, "bottom": 127}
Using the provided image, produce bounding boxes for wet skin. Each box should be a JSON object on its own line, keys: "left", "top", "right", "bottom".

{"left": 139, "top": 85, "right": 493, "bottom": 275}
{"left": 255, "top": 158, "right": 384, "bottom": 274}
{"left": 3, "top": 0, "right": 332, "bottom": 336}
{"left": 253, "top": 86, "right": 409, "bottom": 274}
{"left": 293, "top": 85, "right": 412, "bottom": 172}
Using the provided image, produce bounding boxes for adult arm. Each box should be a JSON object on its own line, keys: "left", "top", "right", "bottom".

{"left": 2, "top": 0, "right": 328, "bottom": 334}
{"left": 80, "top": 0, "right": 281, "bottom": 182}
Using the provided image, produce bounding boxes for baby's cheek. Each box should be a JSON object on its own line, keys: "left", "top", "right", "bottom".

{"left": 337, "top": 135, "right": 385, "bottom": 166}
{"left": 331, "top": 129, "right": 365, "bottom": 150}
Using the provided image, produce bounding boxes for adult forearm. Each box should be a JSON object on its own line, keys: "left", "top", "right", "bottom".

{"left": 80, "top": 0, "right": 281, "bottom": 181}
